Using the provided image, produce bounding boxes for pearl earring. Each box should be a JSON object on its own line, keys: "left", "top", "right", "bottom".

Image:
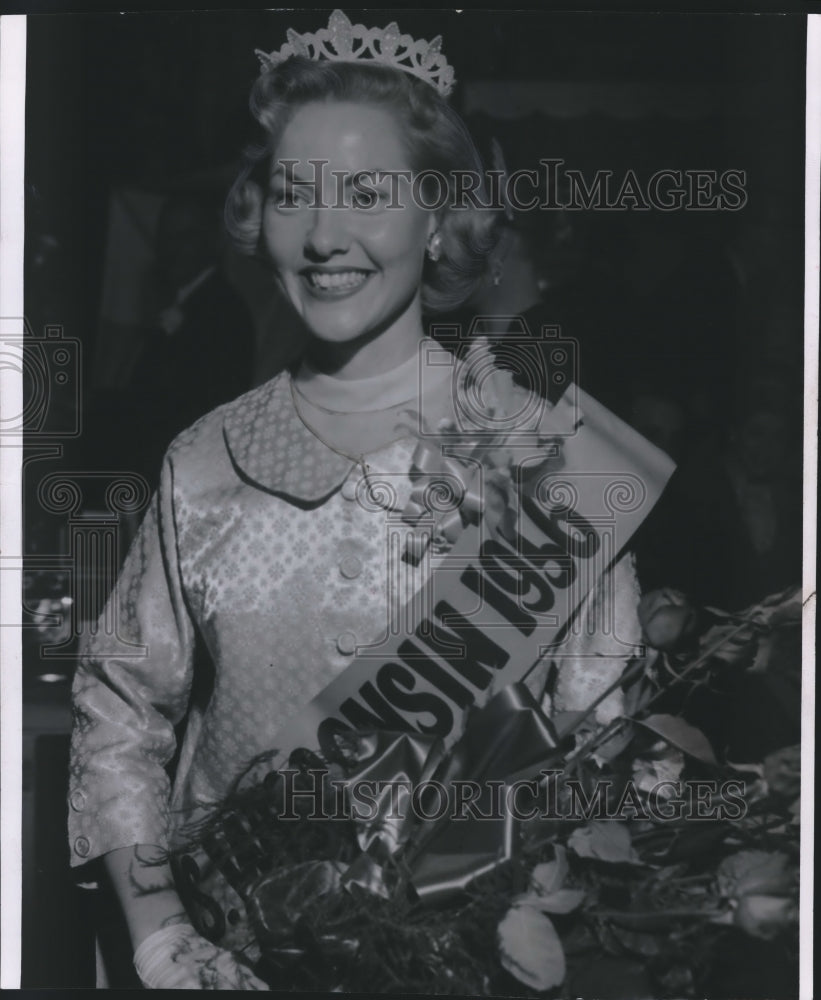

{"left": 426, "top": 231, "right": 443, "bottom": 262}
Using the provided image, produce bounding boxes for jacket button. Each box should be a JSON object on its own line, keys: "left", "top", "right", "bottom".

{"left": 69, "top": 790, "right": 85, "bottom": 812}
{"left": 336, "top": 632, "right": 357, "bottom": 656}
{"left": 340, "top": 478, "right": 358, "bottom": 501}
{"left": 339, "top": 556, "right": 362, "bottom": 580}
{"left": 74, "top": 836, "right": 90, "bottom": 858}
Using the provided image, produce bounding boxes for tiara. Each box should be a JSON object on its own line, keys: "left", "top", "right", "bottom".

{"left": 255, "top": 9, "right": 456, "bottom": 98}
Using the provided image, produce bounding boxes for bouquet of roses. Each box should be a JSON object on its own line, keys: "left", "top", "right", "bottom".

{"left": 171, "top": 584, "right": 802, "bottom": 996}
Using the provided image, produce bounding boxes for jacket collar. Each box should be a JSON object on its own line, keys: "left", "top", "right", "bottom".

{"left": 222, "top": 371, "right": 356, "bottom": 502}
{"left": 221, "top": 348, "right": 581, "bottom": 503}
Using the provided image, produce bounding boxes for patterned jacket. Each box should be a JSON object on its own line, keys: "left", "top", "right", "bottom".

{"left": 68, "top": 369, "right": 645, "bottom": 870}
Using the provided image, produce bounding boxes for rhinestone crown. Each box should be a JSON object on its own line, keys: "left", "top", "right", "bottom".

{"left": 255, "top": 9, "right": 455, "bottom": 98}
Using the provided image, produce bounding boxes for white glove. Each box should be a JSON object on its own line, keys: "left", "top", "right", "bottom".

{"left": 133, "top": 923, "right": 269, "bottom": 990}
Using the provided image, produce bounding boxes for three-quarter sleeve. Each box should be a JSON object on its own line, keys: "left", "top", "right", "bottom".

{"left": 68, "top": 452, "right": 195, "bottom": 868}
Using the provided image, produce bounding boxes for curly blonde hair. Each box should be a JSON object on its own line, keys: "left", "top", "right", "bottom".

{"left": 225, "top": 57, "right": 501, "bottom": 314}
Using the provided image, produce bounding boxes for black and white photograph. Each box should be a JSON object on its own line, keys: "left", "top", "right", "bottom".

{"left": 0, "top": 7, "right": 816, "bottom": 996}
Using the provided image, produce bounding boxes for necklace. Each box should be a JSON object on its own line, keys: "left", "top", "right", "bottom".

{"left": 289, "top": 377, "right": 371, "bottom": 474}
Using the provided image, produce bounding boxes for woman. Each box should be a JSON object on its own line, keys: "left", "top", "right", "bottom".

{"left": 69, "top": 12, "right": 666, "bottom": 989}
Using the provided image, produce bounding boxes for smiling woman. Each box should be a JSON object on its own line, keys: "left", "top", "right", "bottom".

{"left": 65, "top": 10, "right": 674, "bottom": 992}
{"left": 221, "top": 50, "right": 501, "bottom": 453}
{"left": 225, "top": 55, "right": 497, "bottom": 318}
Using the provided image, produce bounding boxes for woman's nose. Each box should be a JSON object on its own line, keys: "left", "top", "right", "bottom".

{"left": 304, "top": 206, "right": 352, "bottom": 259}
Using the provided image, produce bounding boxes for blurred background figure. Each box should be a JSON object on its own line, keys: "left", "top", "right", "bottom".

{"left": 721, "top": 392, "right": 803, "bottom": 598}
{"left": 126, "top": 194, "right": 255, "bottom": 486}
{"left": 446, "top": 133, "right": 612, "bottom": 405}
{"left": 453, "top": 129, "right": 745, "bottom": 471}
{"left": 90, "top": 193, "right": 255, "bottom": 491}
{"left": 628, "top": 393, "right": 687, "bottom": 461}
{"left": 453, "top": 134, "right": 799, "bottom": 612}
{"left": 634, "top": 374, "right": 802, "bottom": 611}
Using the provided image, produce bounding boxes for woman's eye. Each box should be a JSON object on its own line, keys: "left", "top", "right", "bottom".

{"left": 351, "top": 182, "right": 392, "bottom": 211}
{"left": 270, "top": 185, "right": 313, "bottom": 210}
{"left": 351, "top": 190, "right": 377, "bottom": 210}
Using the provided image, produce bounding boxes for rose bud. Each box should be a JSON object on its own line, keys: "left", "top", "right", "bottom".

{"left": 734, "top": 894, "right": 798, "bottom": 940}
{"left": 717, "top": 850, "right": 795, "bottom": 899}
{"left": 763, "top": 744, "right": 801, "bottom": 800}
{"left": 637, "top": 588, "right": 698, "bottom": 651}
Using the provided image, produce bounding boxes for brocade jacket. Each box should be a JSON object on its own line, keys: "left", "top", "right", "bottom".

{"left": 68, "top": 368, "right": 645, "bottom": 871}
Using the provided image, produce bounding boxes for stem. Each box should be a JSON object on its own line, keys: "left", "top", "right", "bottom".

{"left": 732, "top": 817, "right": 798, "bottom": 837}
{"left": 591, "top": 907, "right": 728, "bottom": 920}
{"left": 645, "top": 620, "right": 755, "bottom": 702}
{"left": 569, "top": 619, "right": 757, "bottom": 767}
{"left": 566, "top": 717, "right": 625, "bottom": 766}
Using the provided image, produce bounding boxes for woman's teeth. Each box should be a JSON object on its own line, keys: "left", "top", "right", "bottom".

{"left": 308, "top": 270, "right": 369, "bottom": 290}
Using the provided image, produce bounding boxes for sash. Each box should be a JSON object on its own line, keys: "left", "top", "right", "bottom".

{"left": 257, "top": 385, "right": 672, "bottom": 759}
{"left": 172, "top": 381, "right": 675, "bottom": 954}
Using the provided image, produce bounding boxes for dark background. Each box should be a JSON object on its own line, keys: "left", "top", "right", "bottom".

{"left": 24, "top": 11, "right": 806, "bottom": 470}
{"left": 19, "top": 10, "right": 807, "bottom": 988}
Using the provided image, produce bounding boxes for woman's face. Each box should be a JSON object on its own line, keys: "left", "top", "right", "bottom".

{"left": 262, "top": 100, "right": 436, "bottom": 366}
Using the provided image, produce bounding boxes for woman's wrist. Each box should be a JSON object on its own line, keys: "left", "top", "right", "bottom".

{"left": 102, "top": 845, "right": 189, "bottom": 950}
{"left": 125, "top": 888, "right": 191, "bottom": 950}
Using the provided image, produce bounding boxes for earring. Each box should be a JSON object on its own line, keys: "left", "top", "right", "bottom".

{"left": 426, "top": 231, "right": 443, "bottom": 262}
{"left": 492, "top": 264, "right": 503, "bottom": 287}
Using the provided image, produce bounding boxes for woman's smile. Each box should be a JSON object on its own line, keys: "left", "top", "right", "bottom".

{"left": 300, "top": 265, "right": 375, "bottom": 297}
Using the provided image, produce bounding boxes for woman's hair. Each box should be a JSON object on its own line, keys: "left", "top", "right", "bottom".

{"left": 225, "top": 58, "right": 500, "bottom": 314}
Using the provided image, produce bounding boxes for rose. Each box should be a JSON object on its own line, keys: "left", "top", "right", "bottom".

{"left": 733, "top": 894, "right": 798, "bottom": 941}
{"left": 631, "top": 740, "right": 685, "bottom": 797}
{"left": 716, "top": 850, "right": 798, "bottom": 941}
{"left": 637, "top": 588, "right": 698, "bottom": 651}
{"left": 763, "top": 744, "right": 801, "bottom": 800}
{"left": 716, "top": 850, "right": 795, "bottom": 899}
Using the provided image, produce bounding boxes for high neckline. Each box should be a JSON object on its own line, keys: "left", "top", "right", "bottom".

{"left": 294, "top": 343, "right": 445, "bottom": 414}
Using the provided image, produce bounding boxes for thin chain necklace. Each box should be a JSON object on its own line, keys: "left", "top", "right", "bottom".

{"left": 289, "top": 377, "right": 370, "bottom": 474}
{"left": 289, "top": 378, "right": 422, "bottom": 507}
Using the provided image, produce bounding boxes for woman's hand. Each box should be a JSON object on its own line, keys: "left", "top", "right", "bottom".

{"left": 133, "top": 923, "right": 269, "bottom": 990}
{"left": 103, "top": 845, "right": 267, "bottom": 987}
